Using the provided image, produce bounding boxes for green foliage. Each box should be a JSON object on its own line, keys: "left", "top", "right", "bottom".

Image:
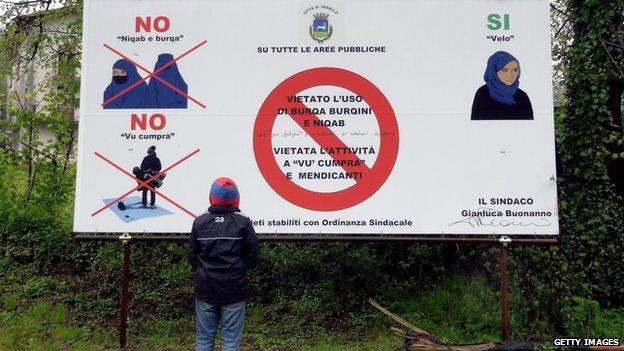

{"left": 509, "top": 0, "right": 624, "bottom": 337}
{"left": 0, "top": 296, "right": 403, "bottom": 350}
{"left": 0, "top": 301, "right": 112, "bottom": 351}
{"left": 22, "top": 276, "right": 67, "bottom": 298}
{"left": 561, "top": 296, "right": 599, "bottom": 336}
{"left": 593, "top": 308, "right": 624, "bottom": 338}
{"left": 386, "top": 275, "right": 501, "bottom": 343}
{"left": 0, "top": 0, "right": 84, "bottom": 273}
{"left": 557, "top": 0, "right": 624, "bottom": 305}
{"left": 250, "top": 242, "right": 449, "bottom": 322}
{"left": 0, "top": 161, "right": 86, "bottom": 270}
{"left": 2, "top": 294, "right": 19, "bottom": 312}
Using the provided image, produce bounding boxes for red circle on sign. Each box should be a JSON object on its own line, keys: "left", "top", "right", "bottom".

{"left": 253, "top": 67, "right": 399, "bottom": 211}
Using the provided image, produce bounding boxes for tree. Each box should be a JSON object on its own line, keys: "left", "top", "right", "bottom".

{"left": 0, "top": 0, "right": 82, "bottom": 267}
{"left": 0, "top": 0, "right": 81, "bottom": 198}
{"left": 558, "top": 0, "right": 624, "bottom": 305}
{"left": 505, "top": 0, "right": 624, "bottom": 336}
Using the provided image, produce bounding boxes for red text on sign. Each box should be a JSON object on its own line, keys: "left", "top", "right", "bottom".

{"left": 135, "top": 16, "right": 170, "bottom": 33}
{"left": 130, "top": 113, "right": 167, "bottom": 130}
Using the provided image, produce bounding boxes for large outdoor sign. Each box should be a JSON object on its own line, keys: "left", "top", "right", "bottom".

{"left": 74, "top": 0, "right": 559, "bottom": 235}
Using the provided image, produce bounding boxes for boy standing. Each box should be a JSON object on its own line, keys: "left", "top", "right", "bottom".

{"left": 188, "top": 177, "right": 259, "bottom": 351}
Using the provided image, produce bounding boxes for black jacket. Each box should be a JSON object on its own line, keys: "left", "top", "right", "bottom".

{"left": 188, "top": 206, "right": 259, "bottom": 303}
{"left": 471, "top": 85, "right": 534, "bottom": 120}
{"left": 141, "top": 153, "right": 162, "bottom": 174}
{"left": 140, "top": 153, "right": 162, "bottom": 188}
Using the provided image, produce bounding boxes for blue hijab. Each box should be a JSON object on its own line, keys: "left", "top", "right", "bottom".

{"left": 483, "top": 51, "right": 520, "bottom": 105}
{"left": 103, "top": 59, "right": 147, "bottom": 109}
{"left": 147, "top": 53, "right": 188, "bottom": 109}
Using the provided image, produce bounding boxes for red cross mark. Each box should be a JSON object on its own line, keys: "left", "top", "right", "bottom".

{"left": 101, "top": 40, "right": 207, "bottom": 108}
{"left": 91, "top": 149, "right": 200, "bottom": 218}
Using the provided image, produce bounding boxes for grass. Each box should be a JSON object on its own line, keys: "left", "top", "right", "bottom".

{"left": 1, "top": 266, "right": 622, "bottom": 350}
{"left": 0, "top": 302, "right": 113, "bottom": 351}
{"left": 0, "top": 259, "right": 400, "bottom": 350}
{"left": 388, "top": 275, "right": 502, "bottom": 343}
{"left": 0, "top": 301, "right": 401, "bottom": 350}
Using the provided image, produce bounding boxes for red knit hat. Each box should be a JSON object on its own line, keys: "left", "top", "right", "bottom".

{"left": 209, "top": 177, "right": 240, "bottom": 207}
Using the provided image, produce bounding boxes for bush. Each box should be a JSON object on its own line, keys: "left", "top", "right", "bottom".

{"left": 561, "top": 297, "right": 599, "bottom": 336}
{"left": 22, "top": 276, "right": 68, "bottom": 298}
{"left": 249, "top": 242, "right": 450, "bottom": 319}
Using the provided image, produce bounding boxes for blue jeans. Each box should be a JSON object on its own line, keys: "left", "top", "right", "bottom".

{"left": 195, "top": 298, "right": 245, "bottom": 351}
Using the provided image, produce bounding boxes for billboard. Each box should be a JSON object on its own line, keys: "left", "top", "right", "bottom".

{"left": 74, "top": 0, "right": 558, "bottom": 235}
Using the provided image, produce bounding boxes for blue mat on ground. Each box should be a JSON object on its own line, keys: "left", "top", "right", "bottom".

{"left": 102, "top": 196, "right": 174, "bottom": 223}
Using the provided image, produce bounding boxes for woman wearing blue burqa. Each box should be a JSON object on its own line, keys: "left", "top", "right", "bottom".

{"left": 103, "top": 59, "right": 147, "bottom": 109}
{"left": 471, "top": 51, "right": 533, "bottom": 120}
{"left": 147, "top": 53, "right": 188, "bottom": 109}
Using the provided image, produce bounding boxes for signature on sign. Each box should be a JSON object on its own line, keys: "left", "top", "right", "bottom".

{"left": 448, "top": 207, "right": 552, "bottom": 228}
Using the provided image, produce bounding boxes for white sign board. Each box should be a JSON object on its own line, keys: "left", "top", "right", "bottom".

{"left": 74, "top": 0, "right": 559, "bottom": 235}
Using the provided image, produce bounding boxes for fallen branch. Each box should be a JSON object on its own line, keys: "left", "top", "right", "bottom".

{"left": 369, "top": 299, "right": 624, "bottom": 351}
{"left": 369, "top": 298, "right": 496, "bottom": 351}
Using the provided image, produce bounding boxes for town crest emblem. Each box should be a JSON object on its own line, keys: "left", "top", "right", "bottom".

{"left": 309, "top": 13, "right": 332, "bottom": 43}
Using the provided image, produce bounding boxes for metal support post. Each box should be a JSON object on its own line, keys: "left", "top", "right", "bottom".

{"left": 499, "top": 235, "right": 511, "bottom": 342}
{"left": 119, "top": 233, "right": 131, "bottom": 349}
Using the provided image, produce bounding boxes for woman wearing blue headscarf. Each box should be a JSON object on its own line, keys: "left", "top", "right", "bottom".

{"left": 471, "top": 51, "right": 533, "bottom": 120}
{"left": 147, "top": 53, "right": 188, "bottom": 109}
{"left": 103, "top": 59, "right": 148, "bottom": 109}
